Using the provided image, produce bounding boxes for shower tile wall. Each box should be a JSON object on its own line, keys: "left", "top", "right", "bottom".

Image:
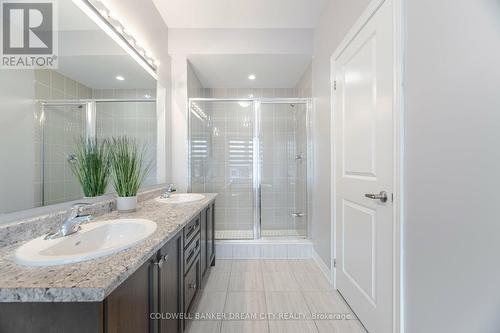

{"left": 260, "top": 103, "right": 307, "bottom": 235}
{"left": 93, "top": 89, "right": 158, "bottom": 187}
{"left": 34, "top": 69, "right": 92, "bottom": 206}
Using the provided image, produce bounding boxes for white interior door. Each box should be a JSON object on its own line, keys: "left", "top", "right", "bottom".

{"left": 333, "top": 1, "right": 394, "bottom": 332}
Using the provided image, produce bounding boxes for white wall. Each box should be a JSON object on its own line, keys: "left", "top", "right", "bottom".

{"left": 311, "top": 0, "right": 371, "bottom": 268}
{"left": 170, "top": 55, "right": 190, "bottom": 191}
{"left": 168, "top": 28, "right": 313, "bottom": 55}
{"left": 404, "top": 0, "right": 500, "bottom": 332}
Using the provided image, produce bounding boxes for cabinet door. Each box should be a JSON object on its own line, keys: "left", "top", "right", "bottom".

{"left": 184, "top": 255, "right": 201, "bottom": 314}
{"left": 200, "top": 210, "right": 207, "bottom": 277}
{"left": 207, "top": 204, "right": 215, "bottom": 264}
{"left": 105, "top": 259, "right": 153, "bottom": 333}
{"left": 158, "top": 232, "right": 183, "bottom": 333}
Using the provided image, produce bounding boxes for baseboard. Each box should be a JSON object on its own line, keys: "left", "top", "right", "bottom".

{"left": 312, "top": 248, "right": 332, "bottom": 284}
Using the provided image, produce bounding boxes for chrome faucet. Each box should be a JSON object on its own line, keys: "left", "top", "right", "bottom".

{"left": 161, "top": 184, "right": 177, "bottom": 199}
{"left": 44, "top": 203, "right": 93, "bottom": 240}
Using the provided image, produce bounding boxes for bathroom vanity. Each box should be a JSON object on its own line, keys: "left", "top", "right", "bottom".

{"left": 0, "top": 192, "right": 216, "bottom": 333}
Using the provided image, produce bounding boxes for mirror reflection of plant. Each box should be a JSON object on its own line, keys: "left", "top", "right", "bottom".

{"left": 109, "top": 136, "right": 152, "bottom": 198}
{"left": 68, "top": 137, "right": 111, "bottom": 197}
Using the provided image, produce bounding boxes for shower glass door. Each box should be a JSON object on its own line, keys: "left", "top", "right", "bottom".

{"left": 259, "top": 102, "right": 308, "bottom": 238}
{"left": 189, "top": 99, "right": 309, "bottom": 240}
{"left": 190, "top": 100, "right": 256, "bottom": 240}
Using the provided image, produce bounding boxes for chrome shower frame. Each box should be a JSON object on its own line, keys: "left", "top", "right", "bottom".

{"left": 187, "top": 97, "right": 313, "bottom": 240}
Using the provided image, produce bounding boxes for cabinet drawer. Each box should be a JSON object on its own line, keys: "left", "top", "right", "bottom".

{"left": 184, "top": 255, "right": 200, "bottom": 313}
{"left": 184, "top": 234, "right": 201, "bottom": 273}
{"left": 183, "top": 216, "right": 200, "bottom": 247}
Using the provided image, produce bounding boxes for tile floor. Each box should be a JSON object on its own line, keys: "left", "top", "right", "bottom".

{"left": 185, "top": 259, "right": 367, "bottom": 333}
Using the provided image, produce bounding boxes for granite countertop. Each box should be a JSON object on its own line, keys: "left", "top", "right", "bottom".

{"left": 0, "top": 193, "right": 217, "bottom": 303}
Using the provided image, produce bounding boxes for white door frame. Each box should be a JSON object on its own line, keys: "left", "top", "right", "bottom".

{"left": 329, "top": 0, "right": 404, "bottom": 332}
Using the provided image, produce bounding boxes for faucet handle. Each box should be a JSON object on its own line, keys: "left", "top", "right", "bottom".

{"left": 69, "top": 203, "right": 91, "bottom": 218}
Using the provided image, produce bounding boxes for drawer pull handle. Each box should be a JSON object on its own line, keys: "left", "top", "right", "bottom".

{"left": 189, "top": 283, "right": 196, "bottom": 289}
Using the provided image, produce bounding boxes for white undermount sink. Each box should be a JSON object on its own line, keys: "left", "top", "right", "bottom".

{"left": 155, "top": 193, "right": 205, "bottom": 204}
{"left": 14, "top": 218, "right": 157, "bottom": 267}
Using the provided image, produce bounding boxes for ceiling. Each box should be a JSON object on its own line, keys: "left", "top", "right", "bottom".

{"left": 153, "top": 0, "right": 328, "bottom": 29}
{"left": 188, "top": 54, "right": 311, "bottom": 88}
{"left": 57, "top": 55, "right": 156, "bottom": 90}
{"left": 54, "top": 1, "right": 156, "bottom": 90}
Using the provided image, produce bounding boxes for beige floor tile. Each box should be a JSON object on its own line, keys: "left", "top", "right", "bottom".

{"left": 265, "top": 292, "right": 311, "bottom": 320}
{"left": 228, "top": 271, "right": 264, "bottom": 291}
{"left": 185, "top": 320, "right": 222, "bottom": 333}
{"left": 262, "top": 260, "right": 291, "bottom": 273}
{"left": 224, "top": 291, "right": 267, "bottom": 319}
{"left": 263, "top": 272, "right": 300, "bottom": 291}
{"left": 315, "top": 319, "right": 367, "bottom": 333}
{"left": 221, "top": 320, "right": 269, "bottom": 333}
{"left": 269, "top": 320, "right": 318, "bottom": 333}
{"left": 288, "top": 259, "right": 323, "bottom": 274}
{"left": 293, "top": 272, "right": 334, "bottom": 291}
{"left": 205, "top": 271, "right": 231, "bottom": 291}
{"left": 213, "top": 259, "right": 233, "bottom": 273}
{"left": 231, "top": 259, "right": 262, "bottom": 273}
{"left": 193, "top": 291, "right": 227, "bottom": 317}
{"left": 302, "top": 291, "right": 352, "bottom": 315}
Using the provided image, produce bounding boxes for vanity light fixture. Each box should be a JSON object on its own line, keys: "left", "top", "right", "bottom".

{"left": 115, "top": 75, "right": 125, "bottom": 81}
{"left": 248, "top": 74, "right": 256, "bottom": 80}
{"left": 72, "top": 0, "right": 158, "bottom": 79}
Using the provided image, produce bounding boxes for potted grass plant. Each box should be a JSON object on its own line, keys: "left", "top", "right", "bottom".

{"left": 109, "top": 136, "right": 152, "bottom": 212}
{"left": 68, "top": 137, "right": 110, "bottom": 198}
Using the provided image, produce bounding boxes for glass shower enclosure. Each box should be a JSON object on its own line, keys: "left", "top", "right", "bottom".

{"left": 189, "top": 98, "right": 311, "bottom": 240}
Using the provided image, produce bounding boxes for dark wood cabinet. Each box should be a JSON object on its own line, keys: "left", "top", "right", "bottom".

{"left": 200, "top": 204, "right": 215, "bottom": 281}
{"left": 157, "top": 232, "right": 183, "bottom": 333}
{"left": 183, "top": 255, "right": 200, "bottom": 314}
{"left": 200, "top": 209, "right": 207, "bottom": 277}
{"left": 105, "top": 259, "right": 154, "bottom": 333}
{"left": 207, "top": 204, "right": 215, "bottom": 266}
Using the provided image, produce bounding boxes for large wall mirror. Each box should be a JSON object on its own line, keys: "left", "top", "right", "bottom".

{"left": 0, "top": 0, "right": 158, "bottom": 216}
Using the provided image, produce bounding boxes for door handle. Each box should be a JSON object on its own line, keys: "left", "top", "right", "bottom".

{"left": 364, "top": 191, "right": 388, "bottom": 203}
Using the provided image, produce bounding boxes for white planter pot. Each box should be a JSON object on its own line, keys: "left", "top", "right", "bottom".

{"left": 116, "top": 196, "right": 137, "bottom": 212}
